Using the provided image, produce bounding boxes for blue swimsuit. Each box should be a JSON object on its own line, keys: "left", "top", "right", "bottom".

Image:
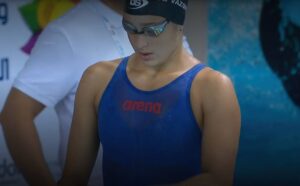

{"left": 98, "top": 57, "right": 206, "bottom": 186}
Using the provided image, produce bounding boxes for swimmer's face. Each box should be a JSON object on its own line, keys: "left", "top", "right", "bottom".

{"left": 123, "top": 13, "right": 183, "bottom": 66}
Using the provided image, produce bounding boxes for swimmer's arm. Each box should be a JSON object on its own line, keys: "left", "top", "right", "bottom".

{"left": 58, "top": 67, "right": 101, "bottom": 186}
{"left": 179, "top": 72, "right": 241, "bottom": 186}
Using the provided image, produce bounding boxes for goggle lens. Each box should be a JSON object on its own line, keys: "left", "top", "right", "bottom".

{"left": 122, "top": 19, "right": 169, "bottom": 37}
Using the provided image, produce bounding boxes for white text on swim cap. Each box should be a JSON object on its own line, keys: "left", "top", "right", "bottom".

{"left": 129, "top": 0, "right": 149, "bottom": 9}
{"left": 158, "top": 0, "right": 187, "bottom": 11}
{"left": 171, "top": 0, "right": 187, "bottom": 10}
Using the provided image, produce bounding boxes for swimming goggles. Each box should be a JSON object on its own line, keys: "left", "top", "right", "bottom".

{"left": 122, "top": 19, "right": 170, "bottom": 37}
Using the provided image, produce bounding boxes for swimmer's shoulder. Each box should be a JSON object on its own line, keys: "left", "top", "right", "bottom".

{"left": 80, "top": 57, "right": 126, "bottom": 88}
{"left": 79, "top": 57, "right": 124, "bottom": 107}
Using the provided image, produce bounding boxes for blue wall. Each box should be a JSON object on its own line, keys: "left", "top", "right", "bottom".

{"left": 208, "top": 0, "right": 300, "bottom": 185}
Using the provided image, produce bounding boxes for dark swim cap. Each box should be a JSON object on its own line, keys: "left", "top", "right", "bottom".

{"left": 124, "top": 0, "right": 188, "bottom": 25}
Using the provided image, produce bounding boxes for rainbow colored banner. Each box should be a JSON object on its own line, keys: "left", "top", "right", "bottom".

{"left": 19, "top": 0, "right": 79, "bottom": 54}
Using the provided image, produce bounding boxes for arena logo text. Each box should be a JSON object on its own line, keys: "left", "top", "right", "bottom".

{"left": 122, "top": 100, "right": 162, "bottom": 114}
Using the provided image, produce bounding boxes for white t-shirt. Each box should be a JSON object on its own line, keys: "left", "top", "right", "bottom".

{"left": 13, "top": 0, "right": 193, "bottom": 185}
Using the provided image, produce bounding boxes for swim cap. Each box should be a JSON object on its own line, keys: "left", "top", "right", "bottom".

{"left": 124, "top": 0, "right": 188, "bottom": 25}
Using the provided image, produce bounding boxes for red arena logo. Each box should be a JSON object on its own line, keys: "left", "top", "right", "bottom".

{"left": 122, "top": 100, "right": 162, "bottom": 114}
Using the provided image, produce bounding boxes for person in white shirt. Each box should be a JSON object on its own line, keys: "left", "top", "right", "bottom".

{"left": 0, "top": 0, "right": 193, "bottom": 186}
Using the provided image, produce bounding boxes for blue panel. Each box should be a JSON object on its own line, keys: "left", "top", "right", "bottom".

{"left": 208, "top": 0, "right": 300, "bottom": 185}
